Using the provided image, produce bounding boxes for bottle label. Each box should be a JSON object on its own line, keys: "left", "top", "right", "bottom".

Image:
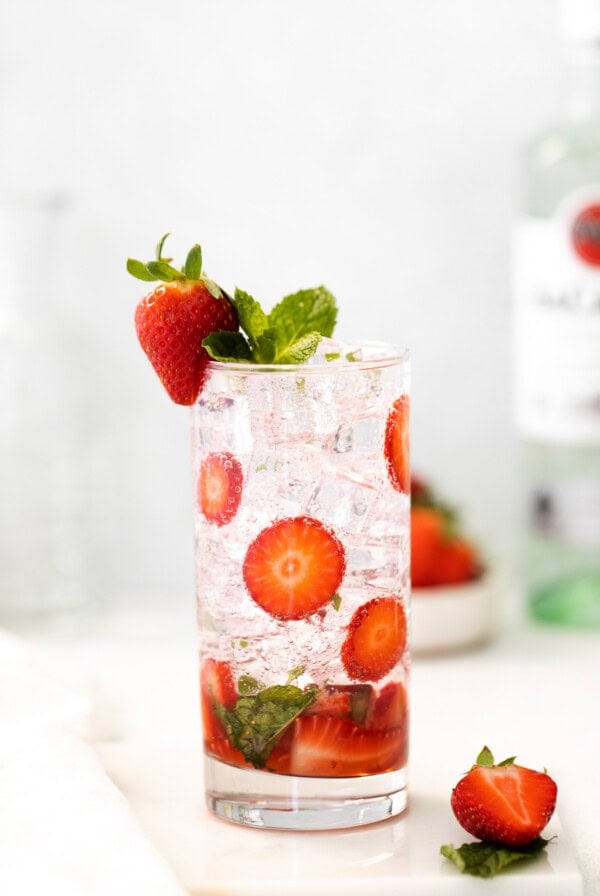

{"left": 532, "top": 478, "right": 600, "bottom": 546}
{"left": 513, "top": 188, "right": 600, "bottom": 444}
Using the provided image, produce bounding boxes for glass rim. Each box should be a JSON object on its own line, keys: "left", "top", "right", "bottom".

{"left": 206, "top": 339, "right": 409, "bottom": 375}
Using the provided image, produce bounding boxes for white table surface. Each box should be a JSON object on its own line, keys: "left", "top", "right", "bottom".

{"left": 30, "top": 593, "right": 599, "bottom": 895}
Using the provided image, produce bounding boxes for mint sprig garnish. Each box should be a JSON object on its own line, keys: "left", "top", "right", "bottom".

{"left": 203, "top": 285, "right": 337, "bottom": 365}
{"left": 214, "top": 681, "right": 318, "bottom": 768}
{"left": 441, "top": 838, "right": 550, "bottom": 879}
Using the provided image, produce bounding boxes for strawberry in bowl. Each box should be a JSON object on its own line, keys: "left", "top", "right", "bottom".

{"left": 410, "top": 475, "right": 493, "bottom": 654}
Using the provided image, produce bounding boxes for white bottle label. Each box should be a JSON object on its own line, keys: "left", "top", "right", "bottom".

{"left": 513, "top": 188, "right": 600, "bottom": 444}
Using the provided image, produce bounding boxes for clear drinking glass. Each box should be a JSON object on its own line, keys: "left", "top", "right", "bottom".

{"left": 0, "top": 194, "right": 100, "bottom": 630}
{"left": 192, "top": 341, "right": 410, "bottom": 830}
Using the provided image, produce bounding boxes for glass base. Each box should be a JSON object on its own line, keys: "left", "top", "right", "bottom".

{"left": 204, "top": 755, "right": 408, "bottom": 831}
{"left": 530, "top": 571, "right": 600, "bottom": 627}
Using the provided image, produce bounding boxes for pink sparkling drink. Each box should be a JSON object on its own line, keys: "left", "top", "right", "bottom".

{"left": 193, "top": 340, "right": 410, "bottom": 830}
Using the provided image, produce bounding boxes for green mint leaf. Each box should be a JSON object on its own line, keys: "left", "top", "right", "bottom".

{"left": 233, "top": 289, "right": 269, "bottom": 349}
{"left": 202, "top": 331, "right": 252, "bottom": 363}
{"left": 277, "top": 332, "right": 321, "bottom": 364}
{"left": 268, "top": 287, "right": 337, "bottom": 347}
{"left": 254, "top": 329, "right": 279, "bottom": 364}
{"left": 215, "top": 683, "right": 318, "bottom": 768}
{"left": 285, "top": 665, "right": 305, "bottom": 685}
{"left": 476, "top": 746, "right": 495, "bottom": 767}
{"left": 184, "top": 244, "right": 202, "bottom": 280}
{"left": 345, "top": 348, "right": 363, "bottom": 362}
{"left": 238, "top": 675, "right": 264, "bottom": 696}
{"left": 147, "top": 260, "right": 185, "bottom": 282}
{"left": 349, "top": 686, "right": 372, "bottom": 725}
{"left": 126, "top": 258, "right": 159, "bottom": 282}
{"left": 441, "top": 839, "right": 549, "bottom": 879}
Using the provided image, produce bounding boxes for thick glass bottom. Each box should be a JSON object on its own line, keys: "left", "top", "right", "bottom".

{"left": 204, "top": 755, "right": 408, "bottom": 831}
{"left": 530, "top": 571, "right": 600, "bottom": 627}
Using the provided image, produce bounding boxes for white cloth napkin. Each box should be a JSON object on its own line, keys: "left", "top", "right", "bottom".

{"left": 0, "top": 630, "right": 187, "bottom": 896}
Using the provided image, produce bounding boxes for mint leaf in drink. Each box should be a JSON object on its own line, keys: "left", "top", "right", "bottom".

{"left": 440, "top": 839, "right": 550, "bottom": 879}
{"left": 237, "top": 674, "right": 264, "bottom": 695}
{"left": 214, "top": 682, "right": 318, "bottom": 768}
{"left": 202, "top": 330, "right": 253, "bottom": 362}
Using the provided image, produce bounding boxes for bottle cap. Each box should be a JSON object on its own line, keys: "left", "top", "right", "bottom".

{"left": 559, "top": 0, "right": 600, "bottom": 45}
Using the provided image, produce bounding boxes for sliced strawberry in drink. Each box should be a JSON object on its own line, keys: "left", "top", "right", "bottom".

{"left": 341, "top": 596, "right": 407, "bottom": 682}
{"left": 197, "top": 452, "right": 243, "bottom": 526}
{"left": 384, "top": 394, "right": 410, "bottom": 494}
{"left": 305, "top": 684, "right": 374, "bottom": 724}
{"left": 267, "top": 715, "right": 406, "bottom": 777}
{"left": 243, "top": 516, "right": 346, "bottom": 620}
{"left": 367, "top": 681, "right": 408, "bottom": 731}
{"left": 206, "top": 732, "right": 253, "bottom": 769}
{"left": 200, "top": 658, "right": 238, "bottom": 742}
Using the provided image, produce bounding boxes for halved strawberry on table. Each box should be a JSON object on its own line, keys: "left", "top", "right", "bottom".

{"left": 243, "top": 516, "right": 346, "bottom": 620}
{"left": 450, "top": 746, "right": 558, "bottom": 847}
{"left": 128, "top": 235, "right": 238, "bottom": 405}
{"left": 267, "top": 714, "right": 406, "bottom": 777}
{"left": 341, "top": 596, "right": 407, "bottom": 682}
{"left": 197, "top": 452, "right": 243, "bottom": 526}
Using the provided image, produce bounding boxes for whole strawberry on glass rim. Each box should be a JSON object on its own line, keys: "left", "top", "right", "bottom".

{"left": 128, "top": 235, "right": 238, "bottom": 405}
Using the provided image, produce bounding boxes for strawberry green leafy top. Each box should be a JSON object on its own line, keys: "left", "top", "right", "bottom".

{"left": 128, "top": 234, "right": 338, "bottom": 371}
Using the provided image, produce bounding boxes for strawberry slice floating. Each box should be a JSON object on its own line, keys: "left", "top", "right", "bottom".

{"left": 197, "top": 452, "right": 243, "bottom": 526}
{"left": 243, "top": 516, "right": 346, "bottom": 620}
{"left": 384, "top": 395, "right": 410, "bottom": 494}
{"left": 267, "top": 714, "right": 406, "bottom": 777}
{"left": 450, "top": 747, "right": 558, "bottom": 847}
{"left": 341, "top": 596, "right": 407, "bottom": 682}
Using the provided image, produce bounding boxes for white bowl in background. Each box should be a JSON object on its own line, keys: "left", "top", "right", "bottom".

{"left": 410, "top": 572, "right": 496, "bottom": 656}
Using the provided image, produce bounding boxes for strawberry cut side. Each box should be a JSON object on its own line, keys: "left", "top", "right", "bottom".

{"left": 267, "top": 714, "right": 406, "bottom": 777}
{"left": 341, "top": 596, "right": 407, "bottom": 682}
{"left": 243, "top": 516, "right": 346, "bottom": 620}
{"left": 304, "top": 684, "right": 374, "bottom": 724}
{"left": 384, "top": 395, "right": 410, "bottom": 494}
{"left": 197, "top": 452, "right": 243, "bottom": 526}
{"left": 450, "top": 748, "right": 558, "bottom": 847}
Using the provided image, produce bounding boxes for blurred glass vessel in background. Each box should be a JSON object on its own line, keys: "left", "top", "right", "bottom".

{"left": 513, "top": 0, "right": 600, "bottom": 625}
{"left": 0, "top": 193, "right": 99, "bottom": 630}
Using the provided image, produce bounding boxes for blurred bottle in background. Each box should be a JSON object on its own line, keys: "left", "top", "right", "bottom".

{"left": 513, "top": 0, "right": 600, "bottom": 626}
{"left": 0, "top": 193, "right": 101, "bottom": 630}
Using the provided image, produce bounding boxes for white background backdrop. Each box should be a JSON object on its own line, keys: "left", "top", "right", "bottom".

{"left": 0, "top": 0, "right": 562, "bottom": 606}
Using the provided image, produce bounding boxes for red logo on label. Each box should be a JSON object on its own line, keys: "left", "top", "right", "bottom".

{"left": 571, "top": 204, "right": 600, "bottom": 265}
